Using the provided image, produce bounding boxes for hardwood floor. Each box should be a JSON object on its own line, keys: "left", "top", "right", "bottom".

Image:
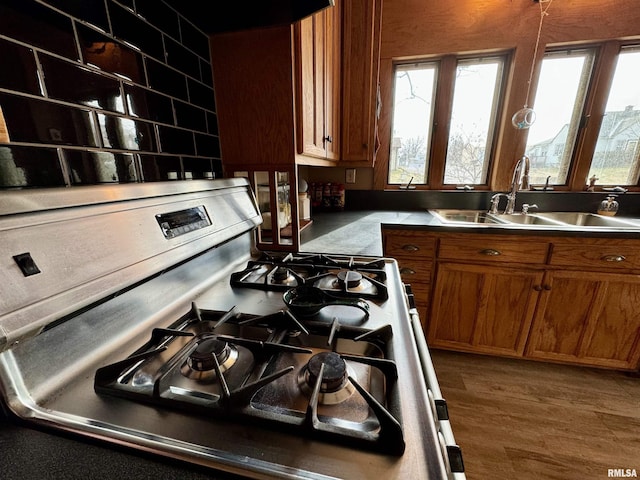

{"left": 430, "top": 349, "right": 640, "bottom": 480}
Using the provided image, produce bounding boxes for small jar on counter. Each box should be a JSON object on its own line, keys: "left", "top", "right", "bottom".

{"left": 331, "top": 183, "right": 345, "bottom": 210}
{"left": 597, "top": 195, "right": 619, "bottom": 216}
{"left": 322, "top": 182, "right": 333, "bottom": 209}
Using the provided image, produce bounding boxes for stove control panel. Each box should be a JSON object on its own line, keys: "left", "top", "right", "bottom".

{"left": 156, "top": 205, "right": 212, "bottom": 239}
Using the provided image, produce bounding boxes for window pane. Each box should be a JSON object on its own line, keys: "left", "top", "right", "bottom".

{"left": 443, "top": 58, "right": 503, "bottom": 185}
{"left": 388, "top": 64, "right": 436, "bottom": 184}
{"left": 525, "top": 50, "right": 594, "bottom": 185}
{"left": 589, "top": 47, "right": 640, "bottom": 185}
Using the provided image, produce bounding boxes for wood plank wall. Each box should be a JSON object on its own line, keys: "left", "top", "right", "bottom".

{"left": 374, "top": 0, "right": 640, "bottom": 190}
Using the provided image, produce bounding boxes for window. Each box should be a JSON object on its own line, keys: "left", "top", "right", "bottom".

{"left": 444, "top": 58, "right": 504, "bottom": 185}
{"left": 588, "top": 46, "right": 640, "bottom": 185}
{"left": 388, "top": 63, "right": 436, "bottom": 184}
{"left": 524, "top": 49, "right": 595, "bottom": 185}
{"left": 524, "top": 42, "right": 640, "bottom": 190}
{"left": 388, "top": 54, "right": 507, "bottom": 187}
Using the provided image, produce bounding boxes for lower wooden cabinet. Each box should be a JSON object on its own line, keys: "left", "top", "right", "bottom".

{"left": 382, "top": 230, "right": 436, "bottom": 330}
{"left": 383, "top": 227, "right": 640, "bottom": 371}
{"left": 428, "top": 263, "right": 543, "bottom": 357}
{"left": 526, "top": 270, "right": 640, "bottom": 370}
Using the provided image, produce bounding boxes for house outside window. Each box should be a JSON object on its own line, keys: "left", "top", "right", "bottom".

{"left": 524, "top": 49, "right": 595, "bottom": 185}
{"left": 588, "top": 46, "right": 640, "bottom": 185}
{"left": 524, "top": 43, "right": 640, "bottom": 188}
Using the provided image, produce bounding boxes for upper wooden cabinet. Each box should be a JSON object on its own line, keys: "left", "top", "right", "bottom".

{"left": 295, "top": 3, "right": 341, "bottom": 160}
{"left": 341, "top": 0, "right": 383, "bottom": 165}
{"left": 295, "top": 0, "right": 384, "bottom": 165}
{"left": 211, "top": 25, "right": 298, "bottom": 169}
{"left": 210, "top": 0, "right": 383, "bottom": 168}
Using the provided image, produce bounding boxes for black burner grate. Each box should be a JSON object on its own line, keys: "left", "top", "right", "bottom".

{"left": 230, "top": 253, "right": 388, "bottom": 300}
{"left": 94, "top": 304, "right": 404, "bottom": 455}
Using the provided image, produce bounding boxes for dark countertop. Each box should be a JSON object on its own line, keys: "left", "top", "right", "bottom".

{"left": 300, "top": 210, "right": 434, "bottom": 256}
{"left": 0, "top": 415, "right": 240, "bottom": 480}
{"left": 301, "top": 209, "right": 640, "bottom": 258}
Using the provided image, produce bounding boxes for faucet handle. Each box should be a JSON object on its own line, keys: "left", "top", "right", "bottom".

{"left": 522, "top": 203, "right": 538, "bottom": 214}
{"left": 489, "top": 193, "right": 505, "bottom": 214}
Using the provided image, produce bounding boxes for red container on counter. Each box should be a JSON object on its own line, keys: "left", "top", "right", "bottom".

{"left": 331, "top": 183, "right": 345, "bottom": 210}
{"left": 311, "top": 182, "right": 323, "bottom": 209}
{"left": 322, "top": 183, "right": 333, "bottom": 209}
{"left": 310, "top": 182, "right": 345, "bottom": 212}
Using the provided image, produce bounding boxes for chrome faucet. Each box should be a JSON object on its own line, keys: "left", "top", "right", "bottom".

{"left": 488, "top": 155, "right": 530, "bottom": 214}
{"left": 489, "top": 193, "right": 508, "bottom": 214}
{"left": 504, "top": 155, "right": 529, "bottom": 214}
{"left": 505, "top": 155, "right": 530, "bottom": 214}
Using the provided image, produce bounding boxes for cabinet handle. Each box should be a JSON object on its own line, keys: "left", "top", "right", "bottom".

{"left": 402, "top": 244, "right": 419, "bottom": 252}
{"left": 601, "top": 254, "right": 626, "bottom": 263}
{"left": 323, "top": 135, "right": 333, "bottom": 144}
{"left": 533, "top": 285, "right": 551, "bottom": 291}
{"left": 479, "top": 248, "right": 501, "bottom": 256}
{"left": 400, "top": 267, "right": 416, "bottom": 275}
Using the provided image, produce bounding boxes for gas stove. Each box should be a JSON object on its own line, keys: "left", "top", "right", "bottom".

{"left": 95, "top": 304, "right": 404, "bottom": 455}
{"left": 230, "top": 252, "right": 388, "bottom": 300}
{"left": 0, "top": 180, "right": 464, "bottom": 479}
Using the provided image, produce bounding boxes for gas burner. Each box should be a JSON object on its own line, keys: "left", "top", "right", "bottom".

{"left": 230, "top": 261, "right": 311, "bottom": 290}
{"left": 268, "top": 266, "right": 297, "bottom": 286}
{"left": 336, "top": 270, "right": 363, "bottom": 289}
{"left": 95, "top": 308, "right": 405, "bottom": 455}
{"left": 230, "top": 253, "right": 389, "bottom": 300}
{"left": 298, "top": 352, "right": 356, "bottom": 405}
{"left": 181, "top": 337, "right": 239, "bottom": 382}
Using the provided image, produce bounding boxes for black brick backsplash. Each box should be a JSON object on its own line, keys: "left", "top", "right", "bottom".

{"left": 0, "top": 0, "right": 221, "bottom": 188}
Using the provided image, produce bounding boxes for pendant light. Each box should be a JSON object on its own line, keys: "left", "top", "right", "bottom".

{"left": 512, "top": 0, "right": 554, "bottom": 130}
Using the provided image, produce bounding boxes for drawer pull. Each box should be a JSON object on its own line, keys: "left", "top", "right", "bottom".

{"left": 479, "top": 248, "right": 501, "bottom": 256}
{"left": 533, "top": 285, "right": 542, "bottom": 291}
{"left": 400, "top": 267, "right": 417, "bottom": 275}
{"left": 402, "top": 244, "right": 419, "bottom": 252}
{"left": 601, "top": 254, "right": 626, "bottom": 263}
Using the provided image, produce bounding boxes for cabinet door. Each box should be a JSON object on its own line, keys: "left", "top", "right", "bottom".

{"left": 324, "top": 0, "right": 341, "bottom": 160}
{"left": 428, "top": 263, "right": 543, "bottom": 357}
{"left": 297, "top": 13, "right": 326, "bottom": 158}
{"left": 296, "top": 3, "right": 341, "bottom": 160}
{"left": 341, "top": 0, "right": 382, "bottom": 164}
{"left": 526, "top": 270, "right": 640, "bottom": 370}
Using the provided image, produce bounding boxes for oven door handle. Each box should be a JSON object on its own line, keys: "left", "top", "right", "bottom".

{"left": 407, "top": 285, "right": 466, "bottom": 477}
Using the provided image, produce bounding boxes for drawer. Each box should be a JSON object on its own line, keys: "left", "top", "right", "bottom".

{"left": 550, "top": 244, "right": 640, "bottom": 270}
{"left": 384, "top": 232, "right": 436, "bottom": 257}
{"left": 394, "top": 256, "right": 433, "bottom": 284}
{"left": 438, "top": 236, "right": 549, "bottom": 264}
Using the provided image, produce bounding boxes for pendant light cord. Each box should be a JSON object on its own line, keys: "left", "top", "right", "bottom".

{"left": 524, "top": 0, "right": 553, "bottom": 108}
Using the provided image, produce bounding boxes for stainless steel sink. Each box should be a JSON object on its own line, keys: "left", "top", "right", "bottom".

{"left": 429, "top": 209, "right": 507, "bottom": 225}
{"left": 430, "top": 209, "right": 640, "bottom": 229}
{"left": 491, "top": 213, "right": 565, "bottom": 226}
{"left": 535, "top": 212, "right": 639, "bottom": 228}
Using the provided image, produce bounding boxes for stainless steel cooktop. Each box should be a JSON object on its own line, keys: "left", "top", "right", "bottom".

{"left": 0, "top": 180, "right": 462, "bottom": 479}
